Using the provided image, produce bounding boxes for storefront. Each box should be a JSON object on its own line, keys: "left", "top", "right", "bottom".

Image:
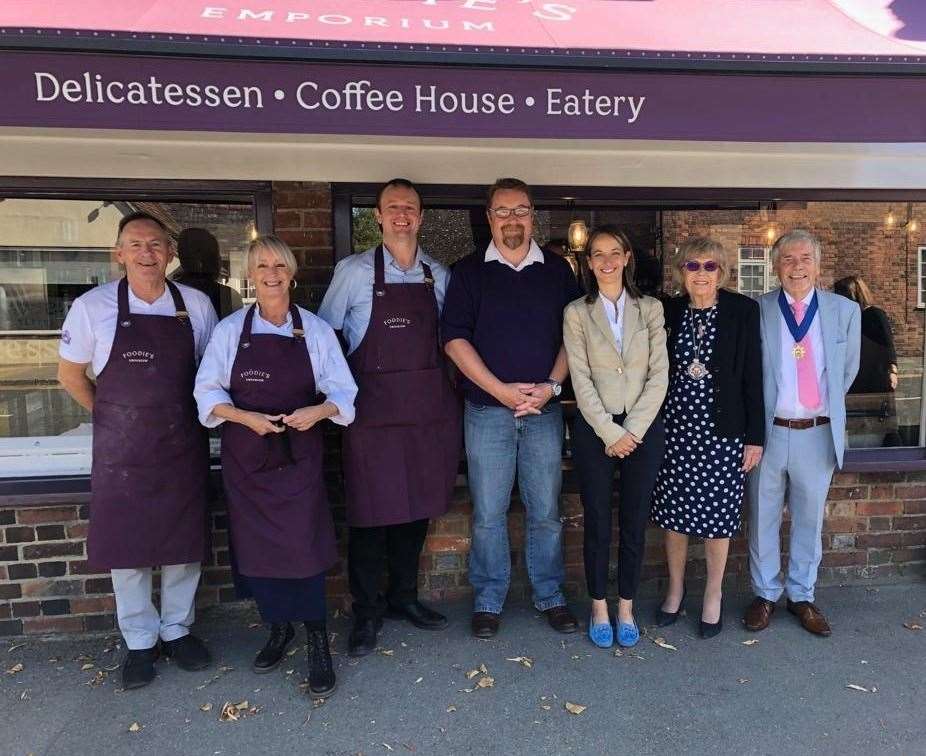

{"left": 1, "top": 1, "right": 925, "bottom": 636}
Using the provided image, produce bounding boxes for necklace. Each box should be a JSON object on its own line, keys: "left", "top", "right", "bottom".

{"left": 685, "top": 305, "right": 712, "bottom": 380}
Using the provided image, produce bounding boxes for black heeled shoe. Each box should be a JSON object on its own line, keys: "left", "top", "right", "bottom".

{"left": 655, "top": 586, "right": 687, "bottom": 627}
{"left": 700, "top": 597, "right": 723, "bottom": 639}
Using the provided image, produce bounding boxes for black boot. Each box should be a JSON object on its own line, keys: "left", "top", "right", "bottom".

{"left": 253, "top": 622, "right": 295, "bottom": 673}
{"left": 305, "top": 623, "right": 336, "bottom": 699}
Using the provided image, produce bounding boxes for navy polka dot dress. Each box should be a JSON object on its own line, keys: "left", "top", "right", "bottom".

{"left": 651, "top": 305, "right": 745, "bottom": 539}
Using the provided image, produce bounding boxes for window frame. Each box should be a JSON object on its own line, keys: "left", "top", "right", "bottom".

{"left": 0, "top": 177, "right": 273, "bottom": 499}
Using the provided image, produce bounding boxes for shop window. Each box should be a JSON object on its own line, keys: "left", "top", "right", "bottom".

{"left": 0, "top": 197, "right": 255, "bottom": 478}
{"left": 918, "top": 246, "right": 926, "bottom": 307}
{"left": 737, "top": 245, "right": 778, "bottom": 299}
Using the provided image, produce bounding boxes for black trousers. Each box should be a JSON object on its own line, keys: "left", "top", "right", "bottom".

{"left": 348, "top": 518, "right": 430, "bottom": 620}
{"left": 570, "top": 411, "right": 665, "bottom": 601}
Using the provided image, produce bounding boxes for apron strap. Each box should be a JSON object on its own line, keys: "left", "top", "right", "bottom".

{"left": 421, "top": 260, "right": 435, "bottom": 291}
{"left": 116, "top": 277, "right": 191, "bottom": 329}
{"left": 165, "top": 280, "right": 192, "bottom": 327}
{"left": 373, "top": 245, "right": 386, "bottom": 298}
{"left": 290, "top": 303, "right": 305, "bottom": 341}
{"left": 239, "top": 304, "right": 257, "bottom": 350}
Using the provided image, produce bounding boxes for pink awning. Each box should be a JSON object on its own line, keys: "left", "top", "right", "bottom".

{"left": 2, "top": 1, "right": 926, "bottom": 63}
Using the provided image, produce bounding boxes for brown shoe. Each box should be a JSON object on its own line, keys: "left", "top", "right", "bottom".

{"left": 787, "top": 600, "right": 832, "bottom": 636}
{"left": 744, "top": 597, "right": 776, "bottom": 631}
{"left": 471, "top": 612, "right": 500, "bottom": 639}
{"left": 543, "top": 605, "right": 579, "bottom": 634}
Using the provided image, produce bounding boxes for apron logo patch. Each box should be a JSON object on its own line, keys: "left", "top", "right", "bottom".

{"left": 384, "top": 317, "right": 413, "bottom": 329}
{"left": 122, "top": 350, "right": 155, "bottom": 364}
{"left": 241, "top": 369, "right": 271, "bottom": 383}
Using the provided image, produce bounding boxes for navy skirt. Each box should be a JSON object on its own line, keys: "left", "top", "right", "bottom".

{"left": 230, "top": 549, "right": 327, "bottom": 623}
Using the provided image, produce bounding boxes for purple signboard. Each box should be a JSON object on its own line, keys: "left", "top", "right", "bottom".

{"left": 1, "top": 50, "right": 925, "bottom": 142}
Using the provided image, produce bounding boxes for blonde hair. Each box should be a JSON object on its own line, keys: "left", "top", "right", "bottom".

{"left": 672, "top": 236, "right": 730, "bottom": 291}
{"left": 246, "top": 234, "right": 297, "bottom": 277}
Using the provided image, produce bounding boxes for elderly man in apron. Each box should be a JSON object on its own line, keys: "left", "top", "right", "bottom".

{"left": 195, "top": 235, "right": 357, "bottom": 698}
{"left": 319, "top": 178, "right": 462, "bottom": 657}
{"left": 58, "top": 212, "right": 218, "bottom": 690}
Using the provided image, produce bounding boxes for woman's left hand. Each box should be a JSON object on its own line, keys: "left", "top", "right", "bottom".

{"left": 741, "top": 444, "right": 763, "bottom": 473}
{"left": 282, "top": 406, "right": 325, "bottom": 432}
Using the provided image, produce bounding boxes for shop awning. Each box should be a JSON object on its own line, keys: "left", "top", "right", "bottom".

{"left": 3, "top": 1, "right": 926, "bottom": 72}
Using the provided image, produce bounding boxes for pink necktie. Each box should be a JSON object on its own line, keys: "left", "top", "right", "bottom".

{"left": 791, "top": 300, "right": 821, "bottom": 411}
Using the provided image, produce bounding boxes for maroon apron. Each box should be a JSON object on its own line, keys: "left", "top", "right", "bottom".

{"left": 220, "top": 304, "right": 337, "bottom": 578}
{"left": 343, "top": 246, "right": 462, "bottom": 527}
{"left": 88, "top": 278, "right": 209, "bottom": 570}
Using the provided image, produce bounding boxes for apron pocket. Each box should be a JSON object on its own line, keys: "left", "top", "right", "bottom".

{"left": 222, "top": 422, "right": 272, "bottom": 473}
{"left": 355, "top": 367, "right": 448, "bottom": 428}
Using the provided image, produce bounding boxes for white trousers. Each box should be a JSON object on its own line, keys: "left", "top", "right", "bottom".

{"left": 746, "top": 424, "right": 836, "bottom": 604}
{"left": 111, "top": 562, "right": 201, "bottom": 650}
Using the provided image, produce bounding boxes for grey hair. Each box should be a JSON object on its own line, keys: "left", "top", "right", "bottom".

{"left": 771, "top": 229, "right": 821, "bottom": 266}
{"left": 246, "top": 234, "right": 298, "bottom": 277}
{"left": 672, "top": 236, "right": 731, "bottom": 291}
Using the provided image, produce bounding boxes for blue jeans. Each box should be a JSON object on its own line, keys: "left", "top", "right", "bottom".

{"left": 464, "top": 400, "right": 566, "bottom": 614}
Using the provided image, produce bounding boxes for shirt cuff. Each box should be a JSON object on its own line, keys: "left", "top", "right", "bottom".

{"left": 326, "top": 394, "right": 355, "bottom": 426}
{"left": 197, "top": 390, "right": 233, "bottom": 428}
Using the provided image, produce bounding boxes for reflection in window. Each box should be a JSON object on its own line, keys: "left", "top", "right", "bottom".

{"left": 0, "top": 198, "right": 255, "bottom": 475}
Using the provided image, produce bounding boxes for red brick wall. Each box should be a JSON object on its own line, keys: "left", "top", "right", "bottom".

{"left": 2, "top": 189, "right": 924, "bottom": 637}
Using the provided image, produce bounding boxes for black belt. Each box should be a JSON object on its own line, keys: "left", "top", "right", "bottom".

{"left": 773, "top": 416, "right": 830, "bottom": 430}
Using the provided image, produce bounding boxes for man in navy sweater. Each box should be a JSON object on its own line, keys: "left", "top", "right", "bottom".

{"left": 442, "top": 178, "right": 581, "bottom": 638}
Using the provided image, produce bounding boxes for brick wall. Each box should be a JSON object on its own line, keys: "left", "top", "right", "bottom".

{"left": 2, "top": 188, "right": 925, "bottom": 637}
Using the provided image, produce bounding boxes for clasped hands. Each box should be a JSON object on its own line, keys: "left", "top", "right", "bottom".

{"left": 606, "top": 432, "right": 640, "bottom": 458}
{"left": 242, "top": 406, "right": 326, "bottom": 435}
{"left": 497, "top": 382, "right": 554, "bottom": 418}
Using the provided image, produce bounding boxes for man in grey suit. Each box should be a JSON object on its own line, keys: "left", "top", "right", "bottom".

{"left": 744, "top": 229, "right": 861, "bottom": 636}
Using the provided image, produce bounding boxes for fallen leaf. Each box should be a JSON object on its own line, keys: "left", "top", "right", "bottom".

{"left": 506, "top": 656, "right": 534, "bottom": 668}
{"left": 6, "top": 663, "right": 23, "bottom": 675}
{"left": 128, "top": 722, "right": 142, "bottom": 733}
{"left": 476, "top": 675, "right": 494, "bottom": 689}
{"left": 652, "top": 637, "right": 678, "bottom": 652}
{"left": 380, "top": 649, "right": 395, "bottom": 657}
{"left": 741, "top": 640, "right": 759, "bottom": 646}
{"left": 20, "top": 690, "right": 29, "bottom": 700}
{"left": 446, "top": 705, "right": 456, "bottom": 713}
{"left": 7, "top": 643, "right": 26, "bottom": 653}
{"left": 199, "top": 703, "right": 213, "bottom": 712}
{"left": 903, "top": 622, "right": 923, "bottom": 631}
{"left": 383, "top": 744, "right": 394, "bottom": 752}
{"left": 479, "top": 663, "right": 488, "bottom": 674}
{"left": 414, "top": 677, "right": 423, "bottom": 684}
{"left": 846, "top": 684, "right": 871, "bottom": 693}
{"left": 85, "top": 670, "right": 107, "bottom": 688}
{"left": 737, "top": 678, "right": 750, "bottom": 685}
{"left": 80, "top": 663, "right": 95, "bottom": 671}
{"left": 459, "top": 688, "right": 474, "bottom": 694}
{"left": 248, "top": 623, "right": 261, "bottom": 629}
{"left": 612, "top": 649, "right": 623, "bottom": 657}
{"left": 219, "top": 700, "right": 251, "bottom": 722}
{"left": 465, "top": 669, "right": 480, "bottom": 680}
{"left": 564, "top": 702, "right": 587, "bottom": 715}
{"left": 541, "top": 704, "right": 551, "bottom": 711}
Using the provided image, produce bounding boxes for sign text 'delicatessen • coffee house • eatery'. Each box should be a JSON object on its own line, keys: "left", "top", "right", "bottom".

{"left": 1, "top": 0, "right": 925, "bottom": 635}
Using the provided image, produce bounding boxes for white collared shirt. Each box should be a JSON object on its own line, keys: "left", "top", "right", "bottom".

{"left": 775, "top": 288, "right": 829, "bottom": 419}
{"left": 484, "top": 239, "right": 545, "bottom": 272}
{"left": 58, "top": 279, "right": 217, "bottom": 375}
{"left": 194, "top": 303, "right": 357, "bottom": 428}
{"left": 599, "top": 290, "right": 627, "bottom": 353}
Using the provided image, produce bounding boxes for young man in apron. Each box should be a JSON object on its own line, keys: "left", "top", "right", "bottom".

{"left": 58, "top": 212, "right": 218, "bottom": 690}
{"left": 319, "top": 179, "right": 462, "bottom": 657}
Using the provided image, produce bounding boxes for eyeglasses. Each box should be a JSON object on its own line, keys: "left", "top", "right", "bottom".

{"left": 489, "top": 205, "right": 532, "bottom": 219}
{"left": 683, "top": 260, "right": 720, "bottom": 273}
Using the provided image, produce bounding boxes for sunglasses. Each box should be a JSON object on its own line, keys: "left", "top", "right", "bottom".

{"left": 683, "top": 260, "right": 720, "bottom": 273}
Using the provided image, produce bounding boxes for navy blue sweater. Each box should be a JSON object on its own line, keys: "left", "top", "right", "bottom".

{"left": 441, "top": 249, "right": 582, "bottom": 407}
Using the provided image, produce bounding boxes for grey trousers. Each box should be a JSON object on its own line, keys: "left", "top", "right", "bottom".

{"left": 746, "top": 423, "right": 836, "bottom": 603}
{"left": 111, "top": 563, "right": 201, "bottom": 650}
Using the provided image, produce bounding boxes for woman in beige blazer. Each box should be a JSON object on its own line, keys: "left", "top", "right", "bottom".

{"left": 563, "top": 225, "right": 668, "bottom": 649}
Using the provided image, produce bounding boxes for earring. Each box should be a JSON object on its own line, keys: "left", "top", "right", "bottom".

{"left": 290, "top": 279, "right": 297, "bottom": 289}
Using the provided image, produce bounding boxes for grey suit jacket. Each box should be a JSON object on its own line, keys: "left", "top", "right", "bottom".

{"left": 757, "top": 288, "right": 861, "bottom": 467}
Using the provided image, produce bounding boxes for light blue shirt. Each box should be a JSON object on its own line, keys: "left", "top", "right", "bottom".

{"left": 194, "top": 304, "right": 357, "bottom": 428}
{"left": 317, "top": 245, "right": 450, "bottom": 354}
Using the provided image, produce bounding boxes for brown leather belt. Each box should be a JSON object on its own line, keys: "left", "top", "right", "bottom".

{"left": 773, "top": 416, "right": 830, "bottom": 430}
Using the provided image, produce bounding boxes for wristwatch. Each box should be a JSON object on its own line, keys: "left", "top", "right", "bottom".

{"left": 544, "top": 379, "right": 562, "bottom": 397}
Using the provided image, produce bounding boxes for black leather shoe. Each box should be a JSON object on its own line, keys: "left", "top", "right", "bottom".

{"left": 253, "top": 623, "right": 295, "bottom": 673}
{"left": 307, "top": 626, "right": 336, "bottom": 698}
{"left": 700, "top": 597, "right": 723, "bottom": 639}
{"left": 161, "top": 634, "right": 211, "bottom": 671}
{"left": 655, "top": 586, "right": 687, "bottom": 628}
{"left": 386, "top": 601, "right": 448, "bottom": 631}
{"left": 544, "top": 605, "right": 579, "bottom": 634}
{"left": 348, "top": 617, "right": 382, "bottom": 657}
{"left": 121, "top": 645, "right": 159, "bottom": 690}
{"left": 471, "top": 612, "right": 500, "bottom": 638}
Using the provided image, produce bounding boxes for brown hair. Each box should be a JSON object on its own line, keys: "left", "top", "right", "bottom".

{"left": 375, "top": 178, "right": 422, "bottom": 210}
{"left": 581, "top": 225, "right": 641, "bottom": 303}
{"left": 486, "top": 177, "right": 533, "bottom": 210}
{"left": 834, "top": 275, "right": 873, "bottom": 309}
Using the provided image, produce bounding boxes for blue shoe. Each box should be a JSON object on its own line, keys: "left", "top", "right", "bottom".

{"left": 588, "top": 617, "right": 614, "bottom": 649}
{"left": 616, "top": 619, "right": 640, "bottom": 648}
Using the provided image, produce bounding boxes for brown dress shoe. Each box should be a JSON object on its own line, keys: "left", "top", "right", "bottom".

{"left": 471, "top": 612, "right": 500, "bottom": 639}
{"left": 543, "top": 605, "right": 579, "bottom": 634}
{"left": 787, "top": 600, "right": 832, "bottom": 636}
{"left": 744, "top": 597, "right": 776, "bottom": 631}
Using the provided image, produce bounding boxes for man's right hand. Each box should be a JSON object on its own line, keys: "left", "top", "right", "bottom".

{"left": 494, "top": 382, "right": 537, "bottom": 412}
{"left": 242, "top": 411, "right": 286, "bottom": 436}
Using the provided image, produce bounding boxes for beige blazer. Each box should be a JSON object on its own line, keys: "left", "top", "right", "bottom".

{"left": 563, "top": 293, "right": 669, "bottom": 447}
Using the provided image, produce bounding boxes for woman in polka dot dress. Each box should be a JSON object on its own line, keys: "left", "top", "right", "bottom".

{"left": 651, "top": 237, "right": 765, "bottom": 638}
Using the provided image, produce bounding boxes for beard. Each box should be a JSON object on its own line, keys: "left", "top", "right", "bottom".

{"left": 501, "top": 226, "right": 525, "bottom": 250}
